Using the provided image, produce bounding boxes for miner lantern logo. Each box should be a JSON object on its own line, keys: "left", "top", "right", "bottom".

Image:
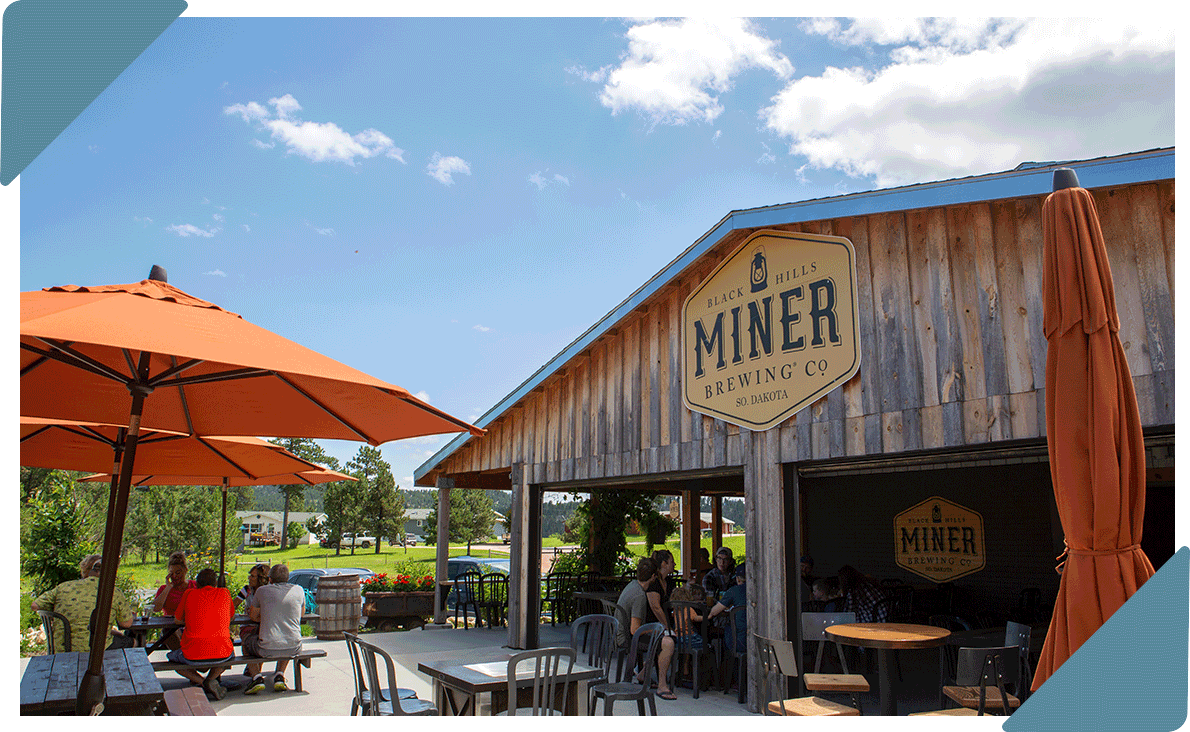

{"left": 750, "top": 246, "right": 768, "bottom": 293}
{"left": 681, "top": 230, "right": 861, "bottom": 431}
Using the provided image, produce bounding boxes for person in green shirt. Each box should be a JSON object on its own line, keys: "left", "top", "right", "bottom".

{"left": 31, "top": 554, "right": 134, "bottom": 653}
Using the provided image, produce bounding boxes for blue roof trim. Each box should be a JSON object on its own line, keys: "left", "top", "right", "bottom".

{"left": 415, "top": 148, "right": 1173, "bottom": 483}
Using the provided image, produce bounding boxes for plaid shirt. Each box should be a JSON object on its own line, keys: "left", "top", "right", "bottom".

{"left": 846, "top": 581, "right": 888, "bottom": 623}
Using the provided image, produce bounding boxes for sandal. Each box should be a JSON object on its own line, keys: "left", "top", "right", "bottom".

{"left": 657, "top": 689, "right": 678, "bottom": 700}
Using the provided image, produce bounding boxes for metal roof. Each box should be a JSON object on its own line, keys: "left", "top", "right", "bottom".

{"left": 415, "top": 147, "right": 1174, "bottom": 484}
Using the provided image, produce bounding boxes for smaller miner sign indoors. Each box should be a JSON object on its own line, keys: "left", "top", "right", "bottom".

{"left": 682, "top": 229, "right": 861, "bottom": 431}
{"left": 894, "top": 497, "right": 986, "bottom": 582}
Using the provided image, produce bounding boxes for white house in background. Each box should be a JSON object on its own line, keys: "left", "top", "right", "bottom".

{"left": 402, "top": 508, "right": 508, "bottom": 540}
{"left": 236, "top": 510, "right": 327, "bottom": 546}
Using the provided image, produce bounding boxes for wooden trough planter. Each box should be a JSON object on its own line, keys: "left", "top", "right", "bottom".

{"left": 362, "top": 591, "right": 435, "bottom": 631}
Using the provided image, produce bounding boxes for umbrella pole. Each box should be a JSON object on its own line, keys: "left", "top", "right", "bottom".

{"left": 77, "top": 375, "right": 151, "bottom": 714}
{"left": 220, "top": 478, "right": 228, "bottom": 581}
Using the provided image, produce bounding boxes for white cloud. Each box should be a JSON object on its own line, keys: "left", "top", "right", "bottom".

{"left": 414, "top": 390, "right": 430, "bottom": 403}
{"left": 553, "top": 174, "right": 570, "bottom": 186}
{"left": 427, "top": 153, "right": 471, "bottom": 185}
{"left": 566, "top": 64, "right": 612, "bottom": 83}
{"left": 204, "top": 269, "right": 227, "bottom": 277}
{"left": 200, "top": 198, "right": 210, "bottom": 205}
{"left": 133, "top": 216, "right": 152, "bottom": 227}
{"left": 473, "top": 324, "right": 491, "bottom": 332}
{"left": 758, "top": 142, "right": 776, "bottom": 165}
{"left": 212, "top": 213, "right": 225, "bottom": 222}
{"left": 305, "top": 222, "right": 335, "bottom": 236}
{"left": 528, "top": 172, "right": 548, "bottom": 190}
{"left": 763, "top": 18, "right": 1174, "bottom": 187}
{"left": 598, "top": 18, "right": 794, "bottom": 126}
{"left": 166, "top": 223, "right": 217, "bottom": 237}
{"left": 711, "top": 130, "right": 722, "bottom": 144}
{"left": 242, "top": 224, "right": 250, "bottom": 232}
{"left": 224, "top": 94, "right": 406, "bottom": 165}
{"left": 88, "top": 145, "right": 101, "bottom": 153}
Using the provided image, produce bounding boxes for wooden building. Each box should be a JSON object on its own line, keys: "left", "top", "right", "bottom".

{"left": 415, "top": 148, "right": 1174, "bottom": 710}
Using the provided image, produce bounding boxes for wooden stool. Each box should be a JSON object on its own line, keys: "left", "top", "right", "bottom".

{"left": 803, "top": 671, "right": 869, "bottom": 712}
{"left": 909, "top": 708, "right": 979, "bottom": 716}
{"left": 942, "top": 684, "right": 1021, "bottom": 712}
{"left": 767, "top": 696, "right": 861, "bottom": 716}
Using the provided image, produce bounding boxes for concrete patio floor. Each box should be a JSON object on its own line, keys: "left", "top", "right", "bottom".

{"left": 16, "top": 624, "right": 756, "bottom": 716}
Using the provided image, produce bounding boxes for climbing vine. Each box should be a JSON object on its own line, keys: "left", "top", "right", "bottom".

{"left": 566, "top": 489, "right": 678, "bottom": 575}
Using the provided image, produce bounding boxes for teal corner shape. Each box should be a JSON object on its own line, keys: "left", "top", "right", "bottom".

{"left": 1, "top": 0, "right": 187, "bottom": 185}
{"left": 1004, "top": 546, "right": 1189, "bottom": 732}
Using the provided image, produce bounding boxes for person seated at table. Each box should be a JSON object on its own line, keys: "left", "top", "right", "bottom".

{"left": 153, "top": 551, "right": 196, "bottom": 650}
{"left": 838, "top": 564, "right": 888, "bottom": 623}
{"left": 243, "top": 563, "right": 304, "bottom": 694}
{"left": 694, "top": 547, "right": 713, "bottom": 585}
{"left": 669, "top": 584, "right": 706, "bottom": 650}
{"left": 616, "top": 557, "right": 677, "bottom": 701}
{"left": 235, "top": 563, "right": 270, "bottom": 612}
{"left": 702, "top": 546, "right": 735, "bottom": 599}
{"left": 169, "top": 568, "right": 235, "bottom": 700}
{"left": 801, "top": 555, "right": 819, "bottom": 593}
{"left": 646, "top": 549, "right": 676, "bottom": 628}
{"left": 812, "top": 576, "right": 845, "bottom": 612}
{"left": 709, "top": 563, "right": 747, "bottom": 656}
{"left": 31, "top": 554, "right": 134, "bottom": 653}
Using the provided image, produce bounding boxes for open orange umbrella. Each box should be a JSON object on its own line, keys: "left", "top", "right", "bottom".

{"left": 20, "top": 268, "right": 482, "bottom": 712}
{"left": 21, "top": 417, "right": 322, "bottom": 478}
{"left": 78, "top": 467, "right": 357, "bottom": 578}
{"left": 1032, "top": 169, "right": 1155, "bottom": 690}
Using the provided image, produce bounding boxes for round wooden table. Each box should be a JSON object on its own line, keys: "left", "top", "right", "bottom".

{"left": 824, "top": 622, "right": 951, "bottom": 716}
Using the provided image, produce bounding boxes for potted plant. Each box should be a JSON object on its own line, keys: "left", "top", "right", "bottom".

{"left": 361, "top": 572, "right": 437, "bottom": 631}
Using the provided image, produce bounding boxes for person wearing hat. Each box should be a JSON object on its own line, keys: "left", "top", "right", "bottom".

{"left": 701, "top": 546, "right": 736, "bottom": 600}
{"left": 31, "top": 554, "right": 134, "bottom": 653}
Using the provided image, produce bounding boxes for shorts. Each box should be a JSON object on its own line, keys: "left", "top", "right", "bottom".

{"left": 676, "top": 633, "right": 703, "bottom": 651}
{"left": 166, "top": 648, "right": 234, "bottom": 665}
{"left": 241, "top": 626, "right": 300, "bottom": 659}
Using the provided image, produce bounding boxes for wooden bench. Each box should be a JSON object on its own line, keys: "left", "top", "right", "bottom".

{"left": 152, "top": 649, "right": 327, "bottom": 692}
{"left": 162, "top": 686, "right": 217, "bottom": 715}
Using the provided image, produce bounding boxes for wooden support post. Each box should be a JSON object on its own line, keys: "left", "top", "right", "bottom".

{"left": 431, "top": 477, "right": 453, "bottom": 626}
{"left": 681, "top": 489, "right": 698, "bottom": 582}
{"left": 744, "top": 427, "right": 785, "bottom": 713}
{"left": 711, "top": 495, "right": 723, "bottom": 552}
{"left": 507, "top": 463, "right": 534, "bottom": 648}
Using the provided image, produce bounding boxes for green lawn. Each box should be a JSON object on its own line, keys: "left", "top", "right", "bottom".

{"left": 624, "top": 534, "right": 747, "bottom": 572}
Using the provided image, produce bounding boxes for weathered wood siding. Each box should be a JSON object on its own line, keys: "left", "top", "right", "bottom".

{"left": 434, "top": 181, "right": 1175, "bottom": 482}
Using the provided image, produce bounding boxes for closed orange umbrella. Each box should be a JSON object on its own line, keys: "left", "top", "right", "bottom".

{"left": 19, "top": 269, "right": 481, "bottom": 712}
{"left": 1033, "top": 169, "right": 1155, "bottom": 690}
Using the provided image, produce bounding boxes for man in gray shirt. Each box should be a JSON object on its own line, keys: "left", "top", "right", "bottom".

{"left": 244, "top": 564, "right": 305, "bottom": 694}
{"left": 616, "top": 557, "right": 676, "bottom": 700}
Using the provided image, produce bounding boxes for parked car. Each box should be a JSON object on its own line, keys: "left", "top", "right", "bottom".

{"left": 287, "top": 567, "right": 374, "bottom": 625}
{"left": 445, "top": 556, "right": 510, "bottom": 609}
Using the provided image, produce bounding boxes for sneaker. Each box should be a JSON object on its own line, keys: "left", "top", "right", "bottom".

{"left": 273, "top": 674, "right": 288, "bottom": 692}
{"left": 203, "top": 677, "right": 227, "bottom": 701}
{"left": 244, "top": 675, "right": 266, "bottom": 695}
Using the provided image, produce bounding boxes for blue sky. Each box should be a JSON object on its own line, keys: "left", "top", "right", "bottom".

{"left": 12, "top": 12, "right": 1176, "bottom": 491}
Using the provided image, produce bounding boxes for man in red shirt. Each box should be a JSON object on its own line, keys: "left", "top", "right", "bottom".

{"left": 170, "top": 568, "right": 235, "bottom": 700}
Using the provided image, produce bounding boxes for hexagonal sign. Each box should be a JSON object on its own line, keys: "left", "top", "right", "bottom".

{"left": 682, "top": 230, "right": 860, "bottom": 431}
{"left": 894, "top": 497, "right": 986, "bottom": 582}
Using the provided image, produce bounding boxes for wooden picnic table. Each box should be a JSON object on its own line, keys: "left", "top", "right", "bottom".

{"left": 20, "top": 648, "right": 164, "bottom": 715}
{"left": 127, "top": 613, "right": 320, "bottom": 653}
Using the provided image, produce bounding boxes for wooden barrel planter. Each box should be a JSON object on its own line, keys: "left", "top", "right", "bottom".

{"left": 363, "top": 591, "right": 435, "bottom": 632}
{"left": 314, "top": 574, "right": 360, "bottom": 640}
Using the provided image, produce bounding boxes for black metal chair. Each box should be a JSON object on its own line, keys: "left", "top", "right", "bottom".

{"left": 453, "top": 570, "right": 484, "bottom": 629}
{"left": 343, "top": 632, "right": 417, "bottom": 715}
{"left": 941, "top": 646, "right": 1021, "bottom": 715}
{"left": 800, "top": 611, "right": 867, "bottom": 712}
{"left": 356, "top": 637, "right": 438, "bottom": 716}
{"left": 928, "top": 614, "right": 972, "bottom": 686}
{"left": 669, "top": 600, "right": 719, "bottom": 698}
{"left": 1004, "top": 620, "right": 1033, "bottom": 701}
{"left": 479, "top": 572, "right": 509, "bottom": 628}
{"left": 756, "top": 634, "right": 860, "bottom": 716}
{"left": 721, "top": 604, "right": 748, "bottom": 703}
{"left": 37, "top": 610, "right": 71, "bottom": 653}
{"left": 590, "top": 622, "right": 664, "bottom": 715}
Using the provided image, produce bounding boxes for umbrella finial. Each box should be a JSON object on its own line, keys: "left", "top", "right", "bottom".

{"left": 148, "top": 265, "right": 168, "bottom": 282}
{"left": 1052, "top": 168, "right": 1080, "bottom": 191}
